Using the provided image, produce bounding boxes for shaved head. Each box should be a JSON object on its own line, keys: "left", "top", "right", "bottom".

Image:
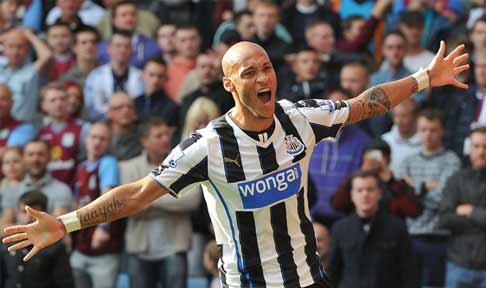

{"left": 222, "top": 41, "right": 269, "bottom": 78}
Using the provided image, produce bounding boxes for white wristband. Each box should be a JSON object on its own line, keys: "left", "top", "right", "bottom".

{"left": 411, "top": 68, "right": 430, "bottom": 91}
{"left": 58, "top": 211, "right": 81, "bottom": 233}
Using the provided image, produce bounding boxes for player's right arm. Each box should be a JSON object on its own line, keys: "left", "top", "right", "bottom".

{"left": 2, "top": 176, "right": 166, "bottom": 261}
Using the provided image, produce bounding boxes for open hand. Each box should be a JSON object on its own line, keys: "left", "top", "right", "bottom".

{"left": 427, "top": 41, "right": 470, "bottom": 89}
{"left": 2, "top": 206, "right": 66, "bottom": 261}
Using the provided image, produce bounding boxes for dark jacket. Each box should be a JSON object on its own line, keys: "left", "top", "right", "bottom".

{"left": 327, "top": 209, "right": 420, "bottom": 288}
{"left": 439, "top": 168, "right": 486, "bottom": 270}
{"left": 134, "top": 90, "right": 180, "bottom": 127}
{"left": 0, "top": 241, "right": 74, "bottom": 288}
{"left": 250, "top": 32, "right": 289, "bottom": 73}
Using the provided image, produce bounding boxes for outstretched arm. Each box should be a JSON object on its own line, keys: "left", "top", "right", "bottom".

{"left": 2, "top": 176, "right": 166, "bottom": 261}
{"left": 346, "top": 41, "right": 469, "bottom": 124}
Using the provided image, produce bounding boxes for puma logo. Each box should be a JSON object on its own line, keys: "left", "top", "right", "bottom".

{"left": 223, "top": 155, "right": 241, "bottom": 167}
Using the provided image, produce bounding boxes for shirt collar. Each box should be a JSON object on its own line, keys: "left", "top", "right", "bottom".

{"left": 23, "top": 174, "right": 52, "bottom": 188}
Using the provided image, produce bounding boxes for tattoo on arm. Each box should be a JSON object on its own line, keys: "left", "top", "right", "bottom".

{"left": 78, "top": 198, "right": 126, "bottom": 228}
{"left": 347, "top": 86, "right": 391, "bottom": 124}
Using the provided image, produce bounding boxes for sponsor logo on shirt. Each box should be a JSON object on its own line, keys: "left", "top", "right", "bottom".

{"left": 285, "top": 135, "right": 305, "bottom": 156}
{"left": 237, "top": 163, "right": 302, "bottom": 209}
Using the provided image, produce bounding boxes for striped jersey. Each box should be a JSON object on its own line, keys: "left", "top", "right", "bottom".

{"left": 150, "top": 99, "right": 350, "bottom": 288}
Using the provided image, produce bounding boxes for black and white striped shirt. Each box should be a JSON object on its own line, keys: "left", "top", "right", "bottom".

{"left": 150, "top": 99, "right": 350, "bottom": 288}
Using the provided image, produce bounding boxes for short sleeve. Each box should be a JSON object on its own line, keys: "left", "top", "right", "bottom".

{"left": 98, "top": 156, "right": 120, "bottom": 190}
{"left": 149, "top": 132, "right": 208, "bottom": 198}
{"left": 295, "top": 99, "right": 350, "bottom": 143}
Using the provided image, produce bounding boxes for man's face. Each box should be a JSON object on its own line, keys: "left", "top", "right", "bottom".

{"left": 1, "top": 0, "right": 18, "bottom": 22}
{"left": 340, "top": 65, "right": 369, "bottom": 97}
{"left": 74, "top": 31, "right": 98, "bottom": 61}
{"left": 225, "top": 47, "right": 277, "bottom": 120}
{"left": 236, "top": 14, "right": 256, "bottom": 40}
{"left": 3, "top": 31, "right": 29, "bottom": 67}
{"left": 305, "top": 24, "right": 335, "bottom": 54}
{"left": 383, "top": 34, "right": 406, "bottom": 68}
{"left": 47, "top": 26, "right": 72, "bottom": 55}
{"left": 86, "top": 124, "right": 110, "bottom": 159}
{"left": 157, "top": 24, "right": 176, "bottom": 53}
{"left": 253, "top": 5, "right": 279, "bottom": 38}
{"left": 108, "top": 35, "right": 132, "bottom": 64}
{"left": 113, "top": 4, "right": 137, "bottom": 32}
{"left": 392, "top": 102, "right": 416, "bottom": 136}
{"left": 0, "top": 86, "right": 12, "bottom": 118}
{"left": 470, "top": 132, "right": 486, "bottom": 169}
{"left": 351, "top": 176, "right": 381, "bottom": 216}
{"left": 23, "top": 142, "right": 49, "bottom": 178}
{"left": 142, "top": 125, "right": 173, "bottom": 158}
{"left": 142, "top": 62, "right": 167, "bottom": 92}
{"left": 417, "top": 117, "right": 443, "bottom": 150}
{"left": 399, "top": 23, "right": 423, "bottom": 47}
{"left": 313, "top": 223, "right": 330, "bottom": 259}
{"left": 344, "top": 19, "right": 365, "bottom": 41}
{"left": 41, "top": 89, "right": 68, "bottom": 120}
{"left": 475, "top": 57, "right": 486, "bottom": 87}
{"left": 471, "top": 21, "right": 486, "bottom": 49}
{"left": 175, "top": 28, "right": 201, "bottom": 59}
{"left": 293, "top": 51, "right": 320, "bottom": 82}
{"left": 108, "top": 94, "right": 135, "bottom": 127}
{"left": 57, "top": 0, "right": 82, "bottom": 19}
{"left": 196, "top": 54, "right": 217, "bottom": 86}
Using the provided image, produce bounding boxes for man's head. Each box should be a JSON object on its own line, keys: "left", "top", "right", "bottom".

{"left": 108, "top": 31, "right": 132, "bottom": 65}
{"left": 305, "top": 20, "right": 335, "bottom": 55}
{"left": 382, "top": 31, "right": 407, "bottom": 68}
{"left": 253, "top": 1, "right": 279, "bottom": 40}
{"left": 0, "top": 84, "right": 13, "bottom": 119}
{"left": 474, "top": 56, "right": 486, "bottom": 90}
{"left": 222, "top": 41, "right": 277, "bottom": 121}
{"left": 140, "top": 119, "right": 173, "bottom": 159}
{"left": 196, "top": 52, "right": 218, "bottom": 86}
{"left": 157, "top": 23, "right": 176, "bottom": 54}
{"left": 174, "top": 25, "right": 201, "bottom": 59}
{"left": 342, "top": 15, "right": 365, "bottom": 42}
{"left": 339, "top": 61, "right": 370, "bottom": 97}
{"left": 391, "top": 98, "right": 418, "bottom": 137}
{"left": 361, "top": 140, "right": 392, "bottom": 174}
{"left": 3, "top": 28, "right": 30, "bottom": 68}
{"left": 398, "top": 11, "right": 425, "bottom": 49}
{"left": 350, "top": 171, "right": 382, "bottom": 218}
{"left": 23, "top": 141, "right": 50, "bottom": 179}
{"left": 469, "top": 125, "right": 486, "bottom": 170}
{"left": 17, "top": 191, "right": 48, "bottom": 224}
{"left": 312, "top": 218, "right": 330, "bottom": 261}
{"left": 47, "top": 23, "right": 73, "bottom": 55}
{"left": 1, "top": 0, "right": 18, "bottom": 24}
{"left": 86, "top": 121, "right": 111, "bottom": 160}
{"left": 40, "top": 83, "right": 68, "bottom": 121}
{"left": 183, "top": 97, "right": 221, "bottom": 135}
{"left": 57, "top": 0, "right": 83, "bottom": 20}
{"left": 234, "top": 10, "right": 255, "bottom": 40}
{"left": 417, "top": 109, "right": 445, "bottom": 151}
{"left": 142, "top": 58, "right": 168, "bottom": 94}
{"left": 73, "top": 26, "right": 99, "bottom": 62}
{"left": 112, "top": 0, "right": 137, "bottom": 33}
{"left": 62, "top": 80, "right": 84, "bottom": 118}
{"left": 326, "top": 87, "right": 353, "bottom": 101}
{"left": 293, "top": 47, "right": 320, "bottom": 82}
{"left": 470, "top": 16, "right": 486, "bottom": 51}
{"left": 107, "top": 92, "right": 135, "bottom": 128}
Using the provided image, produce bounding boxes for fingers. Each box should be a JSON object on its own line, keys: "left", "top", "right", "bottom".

{"left": 23, "top": 246, "right": 40, "bottom": 262}
{"left": 25, "top": 206, "right": 44, "bottom": 220}
{"left": 446, "top": 44, "right": 465, "bottom": 60}
{"left": 454, "top": 64, "right": 470, "bottom": 75}
{"left": 453, "top": 53, "right": 469, "bottom": 65}
{"left": 3, "top": 224, "right": 28, "bottom": 235}
{"left": 2, "top": 232, "right": 28, "bottom": 244}
{"left": 436, "top": 40, "right": 446, "bottom": 58}
{"left": 453, "top": 79, "right": 469, "bottom": 89}
{"left": 7, "top": 240, "right": 32, "bottom": 252}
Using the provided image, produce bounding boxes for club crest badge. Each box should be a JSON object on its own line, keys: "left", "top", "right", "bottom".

{"left": 285, "top": 135, "right": 304, "bottom": 156}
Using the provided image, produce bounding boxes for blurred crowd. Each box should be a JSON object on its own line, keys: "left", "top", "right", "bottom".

{"left": 0, "top": 0, "right": 485, "bottom": 288}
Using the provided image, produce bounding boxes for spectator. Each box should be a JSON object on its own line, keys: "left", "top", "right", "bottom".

{"left": 203, "top": 240, "right": 220, "bottom": 288}
{"left": 439, "top": 125, "right": 486, "bottom": 288}
{"left": 310, "top": 90, "right": 371, "bottom": 221}
{"left": 0, "top": 84, "right": 35, "bottom": 152}
{"left": 181, "top": 97, "right": 221, "bottom": 139}
{"left": 327, "top": 171, "right": 419, "bottom": 288}
{"left": 281, "top": 0, "right": 341, "bottom": 45}
{"left": 96, "top": 0, "right": 160, "bottom": 69}
{"left": 399, "top": 11, "right": 435, "bottom": 72}
{"left": 60, "top": 26, "right": 99, "bottom": 87}
{"left": 1, "top": 141, "right": 73, "bottom": 228}
{"left": 0, "top": 28, "right": 52, "bottom": 123}
{"left": 97, "top": 0, "right": 160, "bottom": 40}
{"left": 382, "top": 98, "right": 421, "bottom": 174}
{"left": 106, "top": 92, "right": 141, "bottom": 160}
{"left": 157, "top": 23, "right": 177, "bottom": 64}
{"left": 164, "top": 25, "right": 201, "bottom": 101}
{"left": 135, "top": 58, "right": 179, "bottom": 126}
{"left": 339, "top": 61, "right": 370, "bottom": 98}
{"left": 46, "top": 23, "right": 75, "bottom": 82}
{"left": 46, "top": 0, "right": 104, "bottom": 29}
{"left": 0, "top": 0, "right": 18, "bottom": 31}
{"left": 121, "top": 119, "right": 200, "bottom": 288}
{"left": 470, "top": 16, "right": 486, "bottom": 59}
{"left": 63, "top": 80, "right": 88, "bottom": 121}
{"left": 38, "top": 83, "right": 88, "bottom": 187}
{"left": 0, "top": 147, "right": 24, "bottom": 193}
{"left": 250, "top": 1, "right": 289, "bottom": 73}
{"left": 397, "top": 109, "right": 461, "bottom": 288}
{"left": 84, "top": 31, "right": 143, "bottom": 120}
{"left": 0, "top": 191, "right": 75, "bottom": 288}
{"left": 71, "top": 121, "right": 123, "bottom": 288}
{"left": 234, "top": 10, "right": 255, "bottom": 41}
{"left": 312, "top": 218, "right": 331, "bottom": 269}
{"left": 332, "top": 139, "right": 422, "bottom": 219}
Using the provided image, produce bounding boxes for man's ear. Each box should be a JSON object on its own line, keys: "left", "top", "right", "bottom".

{"left": 223, "top": 77, "right": 235, "bottom": 93}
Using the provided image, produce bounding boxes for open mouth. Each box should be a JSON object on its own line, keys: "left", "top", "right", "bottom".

{"left": 257, "top": 89, "right": 272, "bottom": 104}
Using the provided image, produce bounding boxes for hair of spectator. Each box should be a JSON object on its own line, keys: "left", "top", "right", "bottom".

{"left": 399, "top": 10, "right": 425, "bottom": 27}
{"left": 25, "top": 140, "right": 50, "bottom": 155}
{"left": 254, "top": 0, "right": 280, "bottom": 15}
{"left": 143, "top": 56, "right": 167, "bottom": 70}
{"left": 342, "top": 60, "right": 371, "bottom": 75}
{"left": 418, "top": 108, "right": 446, "bottom": 127}
{"left": 74, "top": 25, "right": 100, "bottom": 44}
{"left": 111, "top": 0, "right": 136, "bottom": 19}
{"left": 182, "top": 97, "right": 220, "bottom": 138}
{"left": 294, "top": 44, "right": 318, "bottom": 55}
{"left": 19, "top": 191, "right": 48, "bottom": 212}
{"left": 110, "top": 29, "right": 132, "bottom": 42}
{"left": 139, "top": 118, "right": 170, "bottom": 139}
{"left": 324, "top": 86, "right": 353, "bottom": 100}
{"left": 471, "top": 14, "right": 486, "bottom": 33}
{"left": 349, "top": 170, "right": 383, "bottom": 191}
{"left": 383, "top": 29, "right": 407, "bottom": 43}
{"left": 175, "top": 23, "right": 200, "bottom": 35}
{"left": 90, "top": 120, "right": 112, "bottom": 137}
{"left": 363, "top": 139, "right": 392, "bottom": 163}
{"left": 46, "top": 22, "right": 72, "bottom": 34}
{"left": 305, "top": 19, "right": 333, "bottom": 33}
{"left": 40, "top": 82, "right": 65, "bottom": 103}
{"left": 312, "top": 214, "right": 333, "bottom": 229}
{"left": 342, "top": 15, "right": 365, "bottom": 32}
{"left": 1, "top": 146, "right": 23, "bottom": 165}
{"left": 470, "top": 123, "right": 486, "bottom": 136}
{"left": 234, "top": 10, "right": 252, "bottom": 26}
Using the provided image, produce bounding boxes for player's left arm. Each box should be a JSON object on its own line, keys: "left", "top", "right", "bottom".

{"left": 346, "top": 41, "right": 469, "bottom": 125}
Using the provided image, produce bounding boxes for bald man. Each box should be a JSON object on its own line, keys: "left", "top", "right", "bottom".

{"left": 3, "top": 41, "right": 469, "bottom": 288}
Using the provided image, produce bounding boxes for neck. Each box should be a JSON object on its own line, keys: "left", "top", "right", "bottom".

{"left": 257, "top": 30, "right": 272, "bottom": 41}
{"left": 399, "top": 128, "right": 415, "bottom": 139}
{"left": 422, "top": 145, "right": 442, "bottom": 156}
{"left": 230, "top": 107, "right": 273, "bottom": 132}
{"left": 50, "top": 116, "right": 67, "bottom": 124}
{"left": 111, "top": 62, "right": 128, "bottom": 75}
{"left": 147, "top": 151, "right": 165, "bottom": 166}
{"left": 144, "top": 87, "right": 158, "bottom": 96}
{"left": 87, "top": 153, "right": 100, "bottom": 163}
{"left": 77, "top": 58, "right": 96, "bottom": 73}
{"left": 112, "top": 122, "right": 131, "bottom": 134}
{"left": 379, "top": 168, "right": 392, "bottom": 182}
{"left": 29, "top": 173, "right": 45, "bottom": 183}
{"left": 388, "top": 62, "right": 402, "bottom": 73}
{"left": 407, "top": 44, "right": 423, "bottom": 55}
{"left": 356, "top": 207, "right": 377, "bottom": 218}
